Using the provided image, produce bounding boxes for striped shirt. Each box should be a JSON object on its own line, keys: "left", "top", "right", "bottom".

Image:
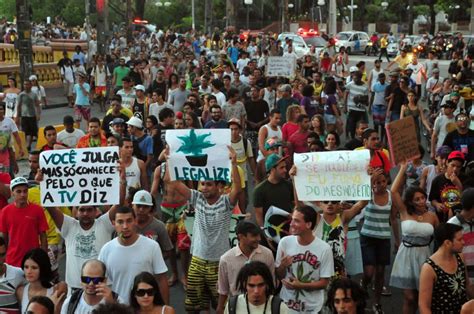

{"left": 345, "top": 81, "right": 368, "bottom": 112}
{"left": 0, "top": 264, "right": 24, "bottom": 313}
{"left": 190, "top": 189, "right": 234, "bottom": 261}
{"left": 360, "top": 190, "right": 393, "bottom": 239}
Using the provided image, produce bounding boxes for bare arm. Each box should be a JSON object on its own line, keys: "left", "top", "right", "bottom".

{"left": 228, "top": 147, "right": 242, "bottom": 206}
{"left": 138, "top": 159, "right": 149, "bottom": 191}
{"left": 419, "top": 166, "right": 429, "bottom": 191}
{"left": 418, "top": 263, "right": 435, "bottom": 314}
{"left": 155, "top": 273, "right": 169, "bottom": 305}
{"left": 0, "top": 180, "right": 10, "bottom": 200}
{"left": 341, "top": 200, "right": 369, "bottom": 225}
{"left": 257, "top": 126, "right": 269, "bottom": 157}
{"left": 40, "top": 232, "right": 48, "bottom": 252}
{"left": 150, "top": 166, "right": 161, "bottom": 196}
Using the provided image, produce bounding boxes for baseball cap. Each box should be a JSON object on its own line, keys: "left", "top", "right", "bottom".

{"left": 10, "top": 177, "right": 28, "bottom": 191}
{"left": 447, "top": 151, "right": 465, "bottom": 162}
{"left": 349, "top": 66, "right": 358, "bottom": 73}
{"left": 132, "top": 190, "right": 154, "bottom": 206}
{"left": 135, "top": 84, "right": 146, "bottom": 92}
{"left": 432, "top": 68, "right": 440, "bottom": 74}
{"left": 461, "top": 188, "right": 474, "bottom": 211}
{"left": 126, "top": 116, "right": 143, "bottom": 128}
{"left": 264, "top": 138, "right": 282, "bottom": 150}
{"left": 111, "top": 117, "right": 125, "bottom": 125}
{"left": 63, "top": 115, "right": 74, "bottom": 125}
{"left": 228, "top": 118, "right": 241, "bottom": 128}
{"left": 436, "top": 145, "right": 452, "bottom": 159}
{"left": 29, "top": 75, "right": 38, "bottom": 81}
{"left": 265, "top": 154, "right": 288, "bottom": 173}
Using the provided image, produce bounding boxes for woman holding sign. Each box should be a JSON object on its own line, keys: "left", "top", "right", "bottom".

{"left": 389, "top": 162, "right": 439, "bottom": 314}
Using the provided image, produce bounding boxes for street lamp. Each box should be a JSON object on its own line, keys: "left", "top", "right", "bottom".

{"left": 315, "top": 0, "right": 325, "bottom": 27}
{"left": 244, "top": 0, "right": 252, "bottom": 29}
{"left": 348, "top": 2, "right": 357, "bottom": 30}
{"left": 381, "top": 2, "right": 388, "bottom": 9}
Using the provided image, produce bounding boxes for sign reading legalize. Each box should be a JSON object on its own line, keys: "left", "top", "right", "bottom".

{"left": 265, "top": 56, "right": 297, "bottom": 77}
{"left": 385, "top": 116, "right": 419, "bottom": 166}
{"left": 39, "top": 147, "right": 120, "bottom": 206}
{"left": 166, "top": 129, "right": 232, "bottom": 182}
{"left": 294, "top": 150, "right": 371, "bottom": 201}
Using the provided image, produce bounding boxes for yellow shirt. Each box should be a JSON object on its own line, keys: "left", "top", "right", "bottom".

{"left": 380, "top": 37, "right": 388, "bottom": 49}
{"left": 28, "top": 186, "right": 72, "bottom": 245}
{"left": 105, "top": 107, "right": 133, "bottom": 118}
{"left": 394, "top": 55, "right": 410, "bottom": 70}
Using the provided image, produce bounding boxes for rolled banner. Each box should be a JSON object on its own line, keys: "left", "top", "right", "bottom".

{"left": 264, "top": 206, "right": 292, "bottom": 243}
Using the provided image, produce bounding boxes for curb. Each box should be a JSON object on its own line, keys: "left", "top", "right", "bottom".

{"left": 43, "top": 102, "right": 69, "bottom": 110}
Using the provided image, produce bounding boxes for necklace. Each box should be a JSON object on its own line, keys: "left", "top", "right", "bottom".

{"left": 414, "top": 209, "right": 427, "bottom": 221}
{"left": 245, "top": 294, "right": 268, "bottom": 314}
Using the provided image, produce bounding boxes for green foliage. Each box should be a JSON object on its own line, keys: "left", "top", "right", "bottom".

{"left": 0, "top": 0, "right": 16, "bottom": 20}
{"left": 176, "top": 129, "right": 215, "bottom": 156}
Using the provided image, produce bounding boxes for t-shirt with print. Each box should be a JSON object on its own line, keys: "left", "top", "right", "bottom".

{"left": 0, "top": 117, "right": 17, "bottom": 169}
{"left": 60, "top": 214, "right": 114, "bottom": 289}
{"left": 276, "top": 235, "right": 334, "bottom": 313}
{"left": 222, "top": 101, "right": 247, "bottom": 122}
{"left": 189, "top": 189, "right": 234, "bottom": 261}
{"left": 0, "top": 264, "right": 24, "bottom": 313}
{"left": 345, "top": 81, "right": 368, "bottom": 112}
{"left": 17, "top": 91, "right": 38, "bottom": 117}
{"left": 231, "top": 137, "right": 253, "bottom": 181}
{"left": 136, "top": 218, "right": 174, "bottom": 252}
{"left": 429, "top": 174, "right": 462, "bottom": 221}
{"left": 4, "top": 92, "right": 18, "bottom": 118}
{"left": 98, "top": 235, "right": 168, "bottom": 304}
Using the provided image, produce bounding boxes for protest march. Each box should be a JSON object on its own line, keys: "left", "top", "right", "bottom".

{"left": 0, "top": 24, "right": 473, "bottom": 314}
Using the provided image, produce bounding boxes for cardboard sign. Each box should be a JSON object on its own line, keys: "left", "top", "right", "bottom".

{"left": 166, "top": 129, "right": 232, "bottom": 182}
{"left": 40, "top": 147, "right": 120, "bottom": 206}
{"left": 265, "top": 56, "right": 297, "bottom": 77}
{"left": 386, "top": 116, "right": 420, "bottom": 166}
{"left": 294, "top": 150, "right": 371, "bottom": 201}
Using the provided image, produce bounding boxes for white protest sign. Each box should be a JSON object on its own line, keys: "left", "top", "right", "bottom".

{"left": 265, "top": 56, "right": 296, "bottom": 77}
{"left": 166, "top": 129, "right": 232, "bottom": 182}
{"left": 294, "top": 150, "right": 371, "bottom": 201}
{"left": 40, "top": 147, "right": 120, "bottom": 206}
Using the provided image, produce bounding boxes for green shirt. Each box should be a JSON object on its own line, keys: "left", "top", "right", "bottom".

{"left": 113, "top": 66, "right": 131, "bottom": 87}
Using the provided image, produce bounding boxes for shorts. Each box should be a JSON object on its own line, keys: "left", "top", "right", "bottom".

{"left": 64, "top": 81, "right": 73, "bottom": 97}
{"left": 324, "top": 113, "right": 337, "bottom": 125}
{"left": 185, "top": 256, "right": 219, "bottom": 311}
{"left": 74, "top": 105, "right": 91, "bottom": 121}
{"left": 372, "top": 104, "right": 387, "bottom": 125}
{"left": 95, "top": 86, "right": 107, "bottom": 97}
{"left": 360, "top": 235, "right": 391, "bottom": 266}
{"left": 21, "top": 116, "right": 38, "bottom": 136}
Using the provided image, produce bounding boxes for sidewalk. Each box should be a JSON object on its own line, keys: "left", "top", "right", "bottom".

{"left": 44, "top": 86, "right": 69, "bottom": 109}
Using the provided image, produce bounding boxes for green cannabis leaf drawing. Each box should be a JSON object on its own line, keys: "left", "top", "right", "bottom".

{"left": 176, "top": 129, "right": 216, "bottom": 156}
{"left": 294, "top": 262, "right": 314, "bottom": 301}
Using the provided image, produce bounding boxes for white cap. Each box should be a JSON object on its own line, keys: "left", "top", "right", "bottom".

{"left": 29, "top": 75, "right": 38, "bottom": 81}
{"left": 135, "top": 84, "right": 146, "bottom": 92}
{"left": 132, "top": 190, "right": 154, "bottom": 206}
{"left": 126, "top": 116, "right": 143, "bottom": 128}
{"left": 349, "top": 66, "right": 359, "bottom": 73}
{"left": 10, "top": 177, "right": 28, "bottom": 191}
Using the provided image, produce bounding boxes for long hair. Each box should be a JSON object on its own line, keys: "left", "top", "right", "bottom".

{"left": 130, "top": 272, "right": 164, "bottom": 310}
{"left": 235, "top": 261, "right": 274, "bottom": 297}
{"left": 22, "top": 248, "right": 53, "bottom": 288}
{"left": 285, "top": 104, "right": 301, "bottom": 123}
{"left": 403, "top": 186, "right": 428, "bottom": 215}
{"left": 326, "top": 278, "right": 367, "bottom": 314}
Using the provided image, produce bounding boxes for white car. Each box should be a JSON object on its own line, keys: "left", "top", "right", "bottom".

{"left": 277, "top": 33, "right": 310, "bottom": 58}
{"left": 387, "top": 40, "right": 399, "bottom": 56}
{"left": 335, "top": 31, "right": 370, "bottom": 54}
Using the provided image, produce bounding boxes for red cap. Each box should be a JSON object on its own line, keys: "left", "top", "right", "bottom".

{"left": 447, "top": 151, "right": 465, "bottom": 162}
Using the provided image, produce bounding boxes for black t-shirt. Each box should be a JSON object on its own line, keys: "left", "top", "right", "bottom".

{"left": 344, "top": 138, "right": 363, "bottom": 150}
{"left": 129, "top": 70, "right": 142, "bottom": 85}
{"left": 154, "top": 124, "right": 174, "bottom": 159}
{"left": 385, "top": 84, "right": 406, "bottom": 114}
{"left": 132, "top": 100, "right": 146, "bottom": 120}
{"left": 443, "top": 129, "right": 474, "bottom": 163}
{"left": 148, "top": 80, "right": 167, "bottom": 95}
{"left": 102, "top": 113, "right": 130, "bottom": 133}
{"left": 244, "top": 99, "right": 269, "bottom": 130}
{"left": 253, "top": 179, "right": 294, "bottom": 217}
{"left": 429, "top": 173, "right": 462, "bottom": 222}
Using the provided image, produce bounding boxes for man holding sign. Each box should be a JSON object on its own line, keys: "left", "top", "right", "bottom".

{"left": 164, "top": 146, "right": 241, "bottom": 313}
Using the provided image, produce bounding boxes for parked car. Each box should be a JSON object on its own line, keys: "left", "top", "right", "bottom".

{"left": 277, "top": 32, "right": 310, "bottom": 58}
{"left": 334, "top": 31, "right": 369, "bottom": 54}
{"left": 387, "top": 40, "right": 399, "bottom": 56}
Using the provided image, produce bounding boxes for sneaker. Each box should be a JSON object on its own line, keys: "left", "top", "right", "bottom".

{"left": 371, "top": 285, "right": 392, "bottom": 296}
{"left": 372, "top": 304, "right": 384, "bottom": 314}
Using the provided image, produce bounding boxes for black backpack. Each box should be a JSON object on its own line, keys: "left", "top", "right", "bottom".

{"left": 227, "top": 295, "right": 282, "bottom": 314}
{"left": 67, "top": 289, "right": 118, "bottom": 314}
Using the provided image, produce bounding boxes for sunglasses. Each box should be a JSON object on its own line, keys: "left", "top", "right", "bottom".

{"left": 321, "top": 201, "right": 340, "bottom": 205}
{"left": 81, "top": 276, "right": 105, "bottom": 285}
{"left": 135, "top": 288, "right": 155, "bottom": 297}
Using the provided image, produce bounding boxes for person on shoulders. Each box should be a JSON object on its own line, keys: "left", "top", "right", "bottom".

{"left": 57, "top": 115, "right": 85, "bottom": 148}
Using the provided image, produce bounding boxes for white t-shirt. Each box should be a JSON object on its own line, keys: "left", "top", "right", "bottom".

{"left": 60, "top": 292, "right": 125, "bottom": 314}
{"left": 213, "top": 91, "right": 227, "bottom": 108}
{"left": 224, "top": 295, "right": 289, "bottom": 314}
{"left": 60, "top": 214, "right": 114, "bottom": 289}
{"left": 90, "top": 66, "right": 111, "bottom": 87}
{"left": 4, "top": 92, "right": 18, "bottom": 118}
{"left": 0, "top": 264, "right": 25, "bottom": 313}
{"left": 236, "top": 58, "right": 250, "bottom": 74}
{"left": 275, "top": 236, "right": 334, "bottom": 313}
{"left": 433, "top": 115, "right": 456, "bottom": 149}
{"left": 149, "top": 102, "right": 173, "bottom": 120}
{"left": 98, "top": 235, "right": 168, "bottom": 304}
{"left": 407, "top": 63, "right": 425, "bottom": 85}
{"left": 345, "top": 81, "right": 368, "bottom": 112}
{"left": 57, "top": 128, "right": 86, "bottom": 148}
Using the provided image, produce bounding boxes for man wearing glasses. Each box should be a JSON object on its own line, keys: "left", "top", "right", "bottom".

{"left": 60, "top": 259, "right": 122, "bottom": 313}
{"left": 443, "top": 112, "right": 474, "bottom": 163}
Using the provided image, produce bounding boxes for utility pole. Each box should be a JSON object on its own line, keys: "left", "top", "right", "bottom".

{"left": 126, "top": 0, "right": 132, "bottom": 42}
{"left": 96, "top": 0, "right": 108, "bottom": 55}
{"left": 85, "top": 0, "right": 91, "bottom": 42}
{"left": 15, "top": 0, "right": 34, "bottom": 89}
{"left": 282, "top": 0, "right": 289, "bottom": 32}
{"left": 328, "top": 0, "right": 337, "bottom": 35}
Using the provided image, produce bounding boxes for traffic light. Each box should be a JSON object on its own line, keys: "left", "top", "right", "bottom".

{"left": 96, "top": 0, "right": 105, "bottom": 13}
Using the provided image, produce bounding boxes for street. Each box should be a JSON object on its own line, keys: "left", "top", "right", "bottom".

{"left": 19, "top": 54, "right": 453, "bottom": 313}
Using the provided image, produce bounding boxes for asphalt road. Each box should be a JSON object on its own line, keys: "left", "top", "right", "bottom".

{"left": 19, "top": 54, "right": 452, "bottom": 313}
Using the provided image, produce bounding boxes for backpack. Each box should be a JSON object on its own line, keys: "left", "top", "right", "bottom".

{"left": 132, "top": 134, "right": 148, "bottom": 162}
{"left": 67, "top": 289, "right": 118, "bottom": 314}
{"left": 227, "top": 295, "right": 282, "bottom": 314}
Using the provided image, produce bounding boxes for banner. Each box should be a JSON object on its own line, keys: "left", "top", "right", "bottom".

{"left": 39, "top": 147, "right": 120, "bottom": 206}
{"left": 166, "top": 129, "right": 232, "bottom": 182}
{"left": 184, "top": 213, "right": 247, "bottom": 248}
{"left": 265, "top": 56, "right": 297, "bottom": 78}
{"left": 385, "top": 116, "right": 420, "bottom": 166}
{"left": 264, "top": 206, "right": 291, "bottom": 243}
{"left": 294, "top": 150, "right": 371, "bottom": 201}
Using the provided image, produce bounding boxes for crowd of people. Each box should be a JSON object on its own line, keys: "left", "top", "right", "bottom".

{"left": 0, "top": 20, "right": 473, "bottom": 314}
